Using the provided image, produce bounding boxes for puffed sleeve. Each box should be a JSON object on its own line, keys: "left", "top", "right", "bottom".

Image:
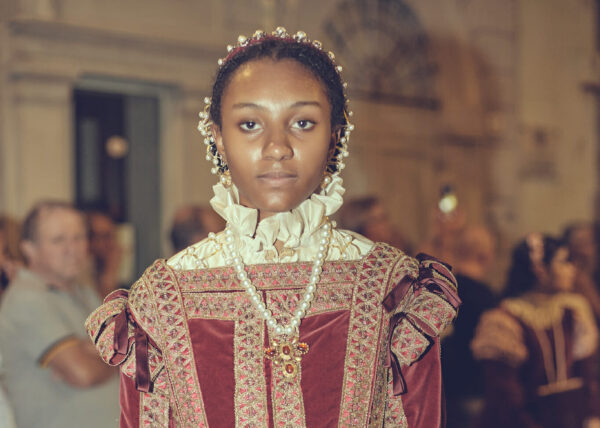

{"left": 381, "top": 253, "right": 461, "bottom": 427}
{"left": 85, "top": 276, "right": 164, "bottom": 393}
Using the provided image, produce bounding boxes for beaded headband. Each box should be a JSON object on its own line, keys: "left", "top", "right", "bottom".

{"left": 197, "top": 27, "right": 353, "bottom": 187}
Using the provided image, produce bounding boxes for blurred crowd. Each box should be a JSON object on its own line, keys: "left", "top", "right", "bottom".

{"left": 0, "top": 201, "right": 223, "bottom": 428}
{"left": 1, "top": 195, "right": 599, "bottom": 427}
{"left": 337, "top": 195, "right": 600, "bottom": 428}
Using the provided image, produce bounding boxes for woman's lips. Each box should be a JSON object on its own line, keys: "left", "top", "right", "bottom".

{"left": 257, "top": 171, "right": 297, "bottom": 185}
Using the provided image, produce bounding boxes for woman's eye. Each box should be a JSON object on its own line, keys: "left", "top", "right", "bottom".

{"left": 293, "top": 120, "right": 315, "bottom": 130}
{"left": 240, "top": 121, "right": 258, "bottom": 131}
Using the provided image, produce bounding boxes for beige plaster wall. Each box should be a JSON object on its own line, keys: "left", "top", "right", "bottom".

{"left": 516, "top": 0, "right": 598, "bottom": 237}
{"left": 0, "top": 0, "right": 598, "bottom": 262}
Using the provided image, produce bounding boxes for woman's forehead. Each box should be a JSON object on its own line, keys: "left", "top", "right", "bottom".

{"left": 222, "top": 58, "right": 329, "bottom": 102}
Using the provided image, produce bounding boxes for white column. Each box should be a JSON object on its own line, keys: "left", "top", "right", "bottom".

{"left": 7, "top": 75, "right": 74, "bottom": 215}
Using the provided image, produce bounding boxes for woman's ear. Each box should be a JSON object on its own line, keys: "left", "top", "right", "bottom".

{"left": 212, "top": 124, "right": 227, "bottom": 163}
{"left": 20, "top": 240, "right": 36, "bottom": 265}
{"left": 329, "top": 127, "right": 342, "bottom": 160}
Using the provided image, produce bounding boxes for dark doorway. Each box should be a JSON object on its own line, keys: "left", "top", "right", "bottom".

{"left": 74, "top": 89, "right": 161, "bottom": 279}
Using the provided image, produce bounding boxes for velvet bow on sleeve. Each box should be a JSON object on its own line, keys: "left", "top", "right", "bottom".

{"left": 382, "top": 253, "right": 461, "bottom": 396}
{"left": 85, "top": 288, "right": 163, "bottom": 393}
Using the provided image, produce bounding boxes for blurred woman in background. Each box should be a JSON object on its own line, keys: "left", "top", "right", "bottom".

{"left": 471, "top": 234, "right": 600, "bottom": 428}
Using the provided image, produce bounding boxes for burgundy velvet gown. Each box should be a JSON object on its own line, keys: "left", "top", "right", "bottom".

{"left": 87, "top": 245, "right": 459, "bottom": 427}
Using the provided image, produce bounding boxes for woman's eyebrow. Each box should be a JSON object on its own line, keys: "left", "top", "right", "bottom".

{"left": 231, "top": 102, "right": 267, "bottom": 110}
{"left": 231, "top": 101, "right": 322, "bottom": 110}
{"left": 290, "top": 101, "right": 322, "bottom": 108}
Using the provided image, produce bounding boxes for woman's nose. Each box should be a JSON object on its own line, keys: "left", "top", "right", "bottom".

{"left": 262, "top": 129, "right": 293, "bottom": 160}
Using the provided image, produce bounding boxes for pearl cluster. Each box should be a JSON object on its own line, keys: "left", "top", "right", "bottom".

{"left": 223, "top": 221, "right": 333, "bottom": 337}
{"left": 197, "top": 26, "right": 354, "bottom": 186}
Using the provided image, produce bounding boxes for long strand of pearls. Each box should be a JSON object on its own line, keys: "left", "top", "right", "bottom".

{"left": 224, "top": 221, "right": 332, "bottom": 337}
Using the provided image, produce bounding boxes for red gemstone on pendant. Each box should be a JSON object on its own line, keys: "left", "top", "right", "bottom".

{"left": 282, "top": 345, "right": 291, "bottom": 355}
{"left": 285, "top": 363, "right": 295, "bottom": 374}
{"left": 265, "top": 347, "right": 276, "bottom": 358}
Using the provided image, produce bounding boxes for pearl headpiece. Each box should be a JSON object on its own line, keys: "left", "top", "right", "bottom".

{"left": 197, "top": 27, "right": 353, "bottom": 187}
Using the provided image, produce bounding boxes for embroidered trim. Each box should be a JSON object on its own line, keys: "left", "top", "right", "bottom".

{"left": 339, "top": 244, "right": 400, "bottom": 427}
{"left": 175, "top": 261, "right": 359, "bottom": 292}
{"left": 391, "top": 319, "right": 430, "bottom": 367}
{"left": 406, "top": 292, "right": 456, "bottom": 337}
{"left": 267, "top": 289, "right": 309, "bottom": 427}
{"left": 140, "top": 370, "right": 171, "bottom": 427}
{"left": 233, "top": 295, "right": 269, "bottom": 427}
{"left": 383, "top": 378, "right": 408, "bottom": 427}
{"left": 86, "top": 296, "right": 127, "bottom": 343}
{"left": 142, "top": 261, "right": 209, "bottom": 427}
{"left": 120, "top": 340, "right": 164, "bottom": 383}
{"left": 368, "top": 319, "right": 398, "bottom": 427}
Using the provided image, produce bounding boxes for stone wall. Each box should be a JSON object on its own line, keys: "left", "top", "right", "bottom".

{"left": 0, "top": 0, "right": 597, "bottom": 272}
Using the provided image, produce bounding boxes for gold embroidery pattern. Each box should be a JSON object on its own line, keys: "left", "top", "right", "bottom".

{"left": 94, "top": 319, "right": 131, "bottom": 364}
{"left": 339, "top": 244, "right": 402, "bottom": 427}
{"left": 182, "top": 292, "right": 269, "bottom": 427}
{"left": 183, "top": 292, "right": 245, "bottom": 320}
{"left": 272, "top": 373, "right": 307, "bottom": 428}
{"left": 175, "top": 261, "right": 358, "bottom": 292}
{"left": 371, "top": 252, "right": 414, "bottom": 428}
{"left": 408, "top": 292, "right": 456, "bottom": 336}
{"left": 85, "top": 296, "right": 127, "bottom": 343}
{"left": 128, "top": 276, "right": 160, "bottom": 342}
{"left": 367, "top": 318, "right": 391, "bottom": 428}
{"left": 267, "top": 290, "right": 308, "bottom": 428}
{"left": 383, "top": 376, "right": 408, "bottom": 427}
{"left": 266, "top": 284, "right": 354, "bottom": 319}
{"left": 233, "top": 297, "right": 269, "bottom": 427}
{"left": 120, "top": 342, "right": 164, "bottom": 383}
{"left": 386, "top": 256, "right": 418, "bottom": 315}
{"left": 143, "top": 261, "right": 209, "bottom": 427}
{"left": 391, "top": 318, "right": 430, "bottom": 367}
{"left": 140, "top": 369, "right": 171, "bottom": 427}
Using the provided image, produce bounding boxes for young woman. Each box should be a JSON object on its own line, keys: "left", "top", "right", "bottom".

{"left": 472, "top": 234, "right": 600, "bottom": 428}
{"left": 86, "top": 28, "right": 460, "bottom": 427}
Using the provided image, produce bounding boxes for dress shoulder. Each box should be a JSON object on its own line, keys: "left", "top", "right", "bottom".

{"left": 85, "top": 259, "right": 172, "bottom": 389}
{"left": 471, "top": 307, "right": 528, "bottom": 367}
{"left": 383, "top": 252, "right": 460, "bottom": 335}
{"left": 384, "top": 252, "right": 460, "bottom": 373}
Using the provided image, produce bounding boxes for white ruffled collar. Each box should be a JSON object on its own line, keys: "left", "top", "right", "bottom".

{"left": 210, "top": 175, "right": 345, "bottom": 253}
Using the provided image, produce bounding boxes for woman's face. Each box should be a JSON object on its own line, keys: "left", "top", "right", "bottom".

{"left": 548, "top": 247, "right": 576, "bottom": 292}
{"left": 214, "top": 58, "right": 334, "bottom": 220}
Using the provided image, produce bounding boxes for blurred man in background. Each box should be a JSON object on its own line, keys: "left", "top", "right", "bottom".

{"left": 0, "top": 201, "right": 119, "bottom": 428}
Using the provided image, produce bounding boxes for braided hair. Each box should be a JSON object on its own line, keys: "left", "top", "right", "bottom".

{"left": 503, "top": 235, "right": 564, "bottom": 298}
{"left": 209, "top": 37, "right": 348, "bottom": 141}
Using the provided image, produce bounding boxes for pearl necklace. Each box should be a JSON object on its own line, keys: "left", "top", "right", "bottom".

{"left": 223, "top": 220, "right": 333, "bottom": 377}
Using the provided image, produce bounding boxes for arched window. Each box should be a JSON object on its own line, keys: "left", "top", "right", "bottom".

{"left": 324, "top": 0, "right": 439, "bottom": 109}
